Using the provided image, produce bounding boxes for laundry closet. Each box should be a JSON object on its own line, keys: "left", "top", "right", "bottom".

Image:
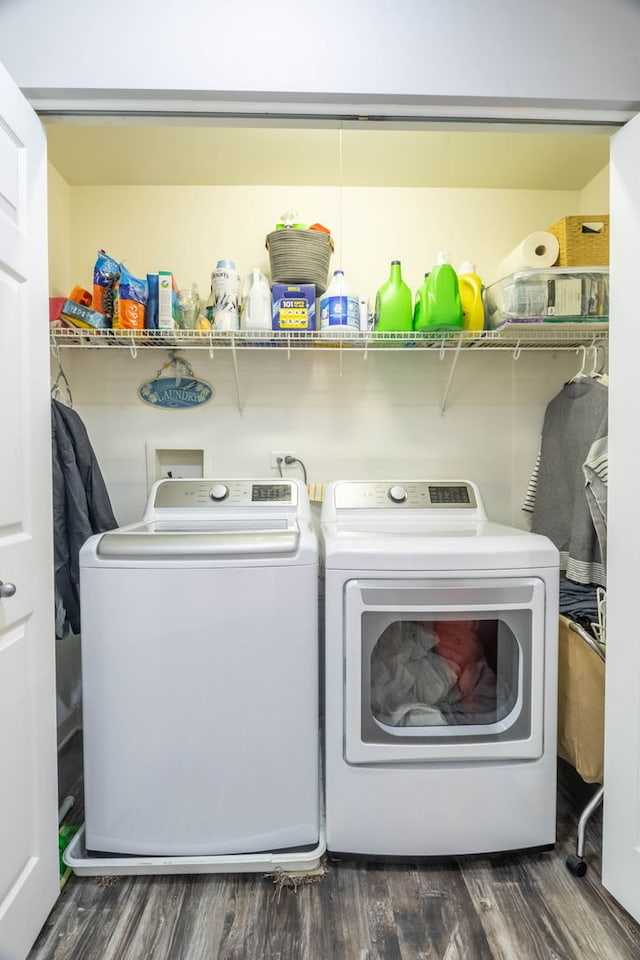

{"left": 45, "top": 114, "right": 612, "bottom": 872}
{"left": 2, "top": 3, "right": 640, "bottom": 955}
{"left": 44, "top": 121, "right": 612, "bottom": 758}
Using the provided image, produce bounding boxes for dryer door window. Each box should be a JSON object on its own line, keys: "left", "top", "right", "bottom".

{"left": 343, "top": 577, "right": 547, "bottom": 764}
{"left": 369, "top": 617, "right": 521, "bottom": 730}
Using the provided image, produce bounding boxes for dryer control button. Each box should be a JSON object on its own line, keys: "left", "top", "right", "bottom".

{"left": 209, "top": 483, "right": 229, "bottom": 501}
{"left": 388, "top": 485, "right": 408, "bottom": 503}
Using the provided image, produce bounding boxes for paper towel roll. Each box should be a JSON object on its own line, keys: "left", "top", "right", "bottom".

{"left": 496, "top": 232, "right": 560, "bottom": 279}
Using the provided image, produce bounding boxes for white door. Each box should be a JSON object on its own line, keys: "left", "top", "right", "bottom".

{"left": 602, "top": 111, "right": 640, "bottom": 921}
{"left": 0, "top": 61, "right": 59, "bottom": 959}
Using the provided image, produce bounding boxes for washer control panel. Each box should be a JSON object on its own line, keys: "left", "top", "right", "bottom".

{"left": 153, "top": 479, "right": 297, "bottom": 509}
{"left": 333, "top": 481, "right": 478, "bottom": 510}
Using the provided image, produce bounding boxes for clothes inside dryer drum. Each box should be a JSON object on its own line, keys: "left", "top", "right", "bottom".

{"left": 370, "top": 619, "right": 514, "bottom": 726}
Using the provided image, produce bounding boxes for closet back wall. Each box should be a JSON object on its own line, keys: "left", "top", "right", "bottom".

{"left": 62, "top": 348, "right": 576, "bottom": 528}
{"left": 48, "top": 167, "right": 609, "bottom": 527}
{"left": 67, "top": 184, "right": 583, "bottom": 302}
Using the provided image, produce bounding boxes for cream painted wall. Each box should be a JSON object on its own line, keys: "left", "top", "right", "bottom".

{"left": 47, "top": 164, "right": 71, "bottom": 297}
{"left": 579, "top": 165, "right": 610, "bottom": 213}
{"left": 61, "top": 346, "right": 578, "bottom": 530}
{"left": 67, "top": 183, "right": 582, "bottom": 303}
{"left": 50, "top": 171, "right": 608, "bottom": 529}
{"left": 48, "top": 164, "right": 80, "bottom": 745}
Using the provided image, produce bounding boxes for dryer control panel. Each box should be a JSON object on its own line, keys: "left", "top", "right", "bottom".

{"left": 332, "top": 481, "right": 478, "bottom": 510}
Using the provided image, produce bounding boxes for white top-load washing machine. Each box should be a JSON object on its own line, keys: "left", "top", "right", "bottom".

{"left": 79, "top": 478, "right": 319, "bottom": 861}
{"left": 321, "top": 480, "right": 559, "bottom": 858}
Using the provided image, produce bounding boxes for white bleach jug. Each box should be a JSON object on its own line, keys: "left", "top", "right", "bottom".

{"left": 241, "top": 269, "right": 272, "bottom": 332}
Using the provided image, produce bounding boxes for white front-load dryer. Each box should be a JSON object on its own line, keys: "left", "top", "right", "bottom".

{"left": 80, "top": 478, "right": 319, "bottom": 858}
{"left": 321, "top": 479, "right": 559, "bottom": 858}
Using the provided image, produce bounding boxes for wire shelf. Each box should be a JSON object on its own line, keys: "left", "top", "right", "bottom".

{"left": 49, "top": 323, "right": 609, "bottom": 353}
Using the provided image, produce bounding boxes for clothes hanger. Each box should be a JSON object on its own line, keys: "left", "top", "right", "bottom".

{"left": 51, "top": 348, "right": 73, "bottom": 406}
{"left": 589, "top": 342, "right": 609, "bottom": 386}
{"left": 569, "top": 345, "right": 588, "bottom": 382}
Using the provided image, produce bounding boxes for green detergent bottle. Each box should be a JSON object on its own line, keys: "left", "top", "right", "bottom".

{"left": 374, "top": 260, "right": 413, "bottom": 332}
{"left": 417, "top": 252, "right": 463, "bottom": 332}
{"left": 413, "top": 273, "right": 429, "bottom": 330}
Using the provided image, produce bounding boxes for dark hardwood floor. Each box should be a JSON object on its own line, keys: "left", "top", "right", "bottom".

{"left": 31, "top": 734, "right": 640, "bottom": 960}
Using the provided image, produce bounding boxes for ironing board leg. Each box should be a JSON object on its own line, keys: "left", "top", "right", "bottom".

{"left": 566, "top": 784, "right": 604, "bottom": 877}
{"left": 576, "top": 784, "right": 604, "bottom": 858}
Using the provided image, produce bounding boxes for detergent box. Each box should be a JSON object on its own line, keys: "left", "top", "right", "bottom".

{"left": 272, "top": 283, "right": 316, "bottom": 331}
{"left": 60, "top": 299, "right": 108, "bottom": 330}
{"left": 158, "top": 271, "right": 180, "bottom": 330}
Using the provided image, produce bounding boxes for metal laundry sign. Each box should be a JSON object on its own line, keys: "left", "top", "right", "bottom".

{"left": 138, "top": 352, "right": 214, "bottom": 409}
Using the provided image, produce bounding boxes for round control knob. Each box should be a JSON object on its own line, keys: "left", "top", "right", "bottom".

{"left": 209, "top": 483, "right": 229, "bottom": 502}
{"left": 388, "top": 485, "right": 408, "bottom": 504}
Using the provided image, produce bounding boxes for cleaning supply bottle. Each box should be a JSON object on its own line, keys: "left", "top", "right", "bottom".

{"left": 457, "top": 261, "right": 485, "bottom": 332}
{"left": 416, "top": 252, "right": 463, "bottom": 332}
{"left": 374, "top": 260, "right": 413, "bottom": 332}
{"left": 178, "top": 283, "right": 201, "bottom": 330}
{"left": 319, "top": 269, "right": 360, "bottom": 334}
{"left": 204, "top": 282, "right": 214, "bottom": 325}
{"left": 211, "top": 260, "right": 240, "bottom": 332}
{"left": 413, "top": 273, "right": 429, "bottom": 330}
{"left": 240, "top": 269, "right": 271, "bottom": 331}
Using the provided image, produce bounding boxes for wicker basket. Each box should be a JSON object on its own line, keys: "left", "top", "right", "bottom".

{"left": 547, "top": 215, "right": 609, "bottom": 267}
{"left": 266, "top": 229, "right": 334, "bottom": 294}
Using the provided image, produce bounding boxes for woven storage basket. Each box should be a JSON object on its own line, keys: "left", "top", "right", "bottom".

{"left": 547, "top": 215, "right": 609, "bottom": 267}
{"left": 266, "top": 229, "right": 334, "bottom": 294}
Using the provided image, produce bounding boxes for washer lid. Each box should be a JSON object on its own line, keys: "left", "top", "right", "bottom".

{"left": 96, "top": 519, "right": 300, "bottom": 560}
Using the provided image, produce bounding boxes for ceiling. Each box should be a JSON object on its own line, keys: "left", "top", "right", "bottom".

{"left": 43, "top": 120, "right": 612, "bottom": 190}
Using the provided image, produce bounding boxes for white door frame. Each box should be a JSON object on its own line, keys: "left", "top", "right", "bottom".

{"left": 602, "top": 111, "right": 640, "bottom": 921}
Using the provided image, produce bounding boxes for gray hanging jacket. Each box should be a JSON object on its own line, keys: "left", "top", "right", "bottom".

{"left": 523, "top": 377, "right": 608, "bottom": 588}
{"left": 51, "top": 399, "right": 117, "bottom": 634}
